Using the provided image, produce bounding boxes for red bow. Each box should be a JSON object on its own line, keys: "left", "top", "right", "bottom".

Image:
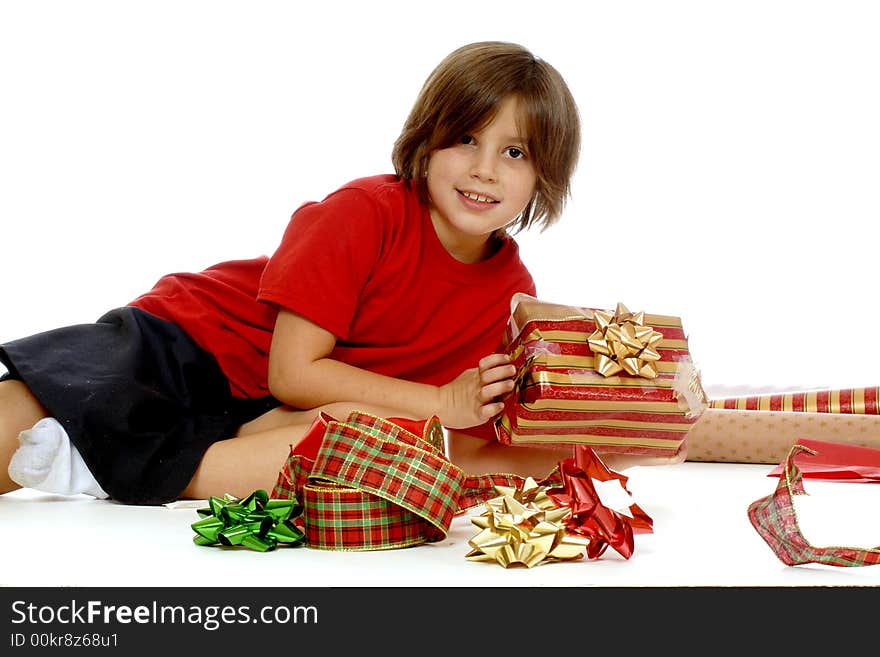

{"left": 547, "top": 447, "right": 653, "bottom": 559}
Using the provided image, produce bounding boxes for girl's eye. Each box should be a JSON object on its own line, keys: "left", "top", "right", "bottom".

{"left": 506, "top": 147, "right": 526, "bottom": 159}
{"left": 460, "top": 135, "right": 475, "bottom": 145}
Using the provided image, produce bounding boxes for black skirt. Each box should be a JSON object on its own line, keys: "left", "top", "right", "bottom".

{"left": 0, "top": 307, "right": 279, "bottom": 505}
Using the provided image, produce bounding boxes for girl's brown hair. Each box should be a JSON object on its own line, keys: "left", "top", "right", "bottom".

{"left": 392, "top": 41, "right": 580, "bottom": 233}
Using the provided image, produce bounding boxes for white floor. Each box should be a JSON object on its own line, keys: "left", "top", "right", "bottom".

{"left": 3, "top": 460, "right": 880, "bottom": 588}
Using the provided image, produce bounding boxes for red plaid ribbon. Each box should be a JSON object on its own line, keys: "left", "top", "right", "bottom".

{"left": 748, "top": 443, "right": 880, "bottom": 567}
{"left": 272, "top": 411, "right": 561, "bottom": 551}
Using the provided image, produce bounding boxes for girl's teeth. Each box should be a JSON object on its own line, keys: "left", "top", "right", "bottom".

{"left": 463, "top": 192, "right": 494, "bottom": 203}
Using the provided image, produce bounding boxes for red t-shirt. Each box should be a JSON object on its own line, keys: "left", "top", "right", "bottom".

{"left": 130, "top": 175, "right": 536, "bottom": 436}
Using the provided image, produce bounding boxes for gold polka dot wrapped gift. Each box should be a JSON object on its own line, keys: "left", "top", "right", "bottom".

{"left": 687, "top": 387, "right": 880, "bottom": 464}
{"left": 495, "top": 294, "right": 708, "bottom": 458}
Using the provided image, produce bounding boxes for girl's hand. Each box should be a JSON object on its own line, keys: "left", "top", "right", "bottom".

{"left": 439, "top": 353, "right": 517, "bottom": 429}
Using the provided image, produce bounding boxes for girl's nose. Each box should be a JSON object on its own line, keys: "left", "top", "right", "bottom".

{"left": 470, "top": 150, "right": 498, "bottom": 183}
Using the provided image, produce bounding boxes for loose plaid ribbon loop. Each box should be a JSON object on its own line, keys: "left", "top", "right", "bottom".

{"left": 273, "top": 411, "right": 561, "bottom": 551}
{"left": 747, "top": 443, "right": 880, "bottom": 567}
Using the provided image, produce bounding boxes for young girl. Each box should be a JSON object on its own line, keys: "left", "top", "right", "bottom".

{"left": 0, "top": 41, "right": 581, "bottom": 505}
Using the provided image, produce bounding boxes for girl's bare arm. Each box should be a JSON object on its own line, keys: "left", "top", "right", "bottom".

{"left": 266, "top": 309, "right": 516, "bottom": 429}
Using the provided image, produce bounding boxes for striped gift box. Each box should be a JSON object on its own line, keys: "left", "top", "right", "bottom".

{"left": 687, "top": 387, "right": 880, "bottom": 463}
{"left": 495, "top": 294, "right": 708, "bottom": 457}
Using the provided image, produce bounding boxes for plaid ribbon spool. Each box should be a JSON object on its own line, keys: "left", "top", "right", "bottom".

{"left": 273, "top": 411, "right": 560, "bottom": 551}
{"left": 748, "top": 443, "right": 880, "bottom": 567}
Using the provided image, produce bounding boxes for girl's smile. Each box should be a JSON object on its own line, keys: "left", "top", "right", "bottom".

{"left": 457, "top": 189, "right": 500, "bottom": 209}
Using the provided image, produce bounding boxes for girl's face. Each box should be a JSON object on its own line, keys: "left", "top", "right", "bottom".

{"left": 426, "top": 95, "right": 537, "bottom": 263}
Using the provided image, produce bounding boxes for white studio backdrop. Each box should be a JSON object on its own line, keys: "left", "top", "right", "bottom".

{"left": 1, "top": 0, "right": 878, "bottom": 394}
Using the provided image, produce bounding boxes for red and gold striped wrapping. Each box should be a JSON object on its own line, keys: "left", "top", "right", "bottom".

{"left": 495, "top": 295, "right": 707, "bottom": 457}
{"left": 711, "top": 387, "right": 879, "bottom": 414}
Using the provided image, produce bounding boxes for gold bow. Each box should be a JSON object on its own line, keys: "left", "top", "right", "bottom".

{"left": 587, "top": 302, "right": 664, "bottom": 379}
{"left": 465, "top": 477, "right": 589, "bottom": 568}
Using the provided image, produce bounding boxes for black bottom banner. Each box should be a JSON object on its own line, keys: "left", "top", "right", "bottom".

{"left": 0, "top": 586, "right": 874, "bottom": 652}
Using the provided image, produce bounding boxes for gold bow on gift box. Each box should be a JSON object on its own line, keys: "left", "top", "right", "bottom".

{"left": 587, "top": 302, "right": 664, "bottom": 379}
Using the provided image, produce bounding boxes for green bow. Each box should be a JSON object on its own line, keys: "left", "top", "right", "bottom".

{"left": 192, "top": 489, "right": 305, "bottom": 552}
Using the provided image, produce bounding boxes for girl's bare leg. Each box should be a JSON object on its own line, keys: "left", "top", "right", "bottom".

{"left": 0, "top": 380, "right": 49, "bottom": 494}
{"left": 446, "top": 430, "right": 572, "bottom": 477}
{"left": 445, "top": 430, "right": 685, "bottom": 477}
{"left": 180, "top": 402, "right": 413, "bottom": 500}
{"left": 189, "top": 407, "right": 675, "bottom": 500}
{"left": 180, "top": 422, "right": 313, "bottom": 499}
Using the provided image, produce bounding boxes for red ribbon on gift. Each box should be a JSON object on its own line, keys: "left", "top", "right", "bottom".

{"left": 547, "top": 446, "right": 653, "bottom": 559}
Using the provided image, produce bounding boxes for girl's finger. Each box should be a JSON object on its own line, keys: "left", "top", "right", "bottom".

{"left": 480, "top": 363, "right": 516, "bottom": 386}
{"left": 478, "top": 353, "right": 511, "bottom": 371}
{"left": 479, "top": 379, "right": 515, "bottom": 402}
{"left": 479, "top": 401, "right": 506, "bottom": 421}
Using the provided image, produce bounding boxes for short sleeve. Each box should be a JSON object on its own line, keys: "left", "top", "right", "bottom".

{"left": 258, "top": 187, "right": 383, "bottom": 339}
